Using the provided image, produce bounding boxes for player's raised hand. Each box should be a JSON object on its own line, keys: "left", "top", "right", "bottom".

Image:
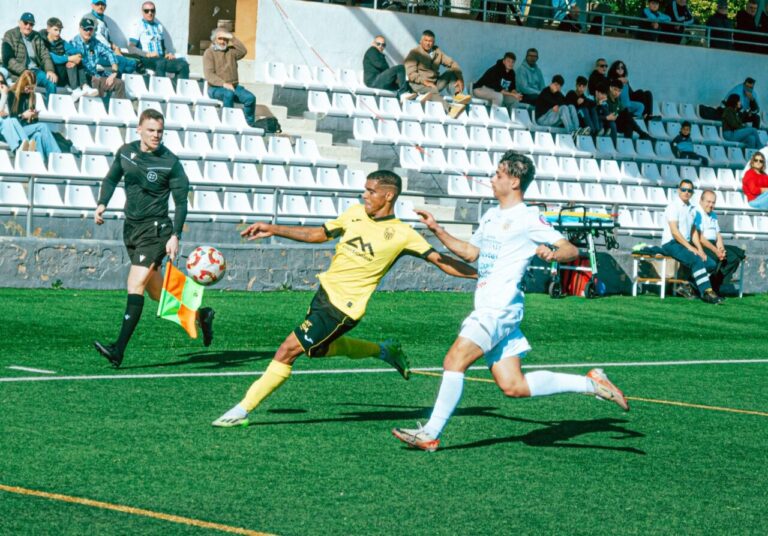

{"left": 94, "top": 204, "right": 106, "bottom": 225}
{"left": 241, "top": 222, "right": 273, "bottom": 240}
{"left": 415, "top": 209, "right": 439, "bottom": 232}
{"left": 535, "top": 244, "right": 556, "bottom": 262}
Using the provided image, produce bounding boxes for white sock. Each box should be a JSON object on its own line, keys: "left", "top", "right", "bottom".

{"left": 423, "top": 370, "right": 464, "bottom": 438}
{"left": 525, "top": 370, "right": 595, "bottom": 397}
{"left": 222, "top": 404, "right": 248, "bottom": 419}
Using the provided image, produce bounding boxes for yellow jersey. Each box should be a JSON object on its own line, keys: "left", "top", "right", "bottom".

{"left": 318, "top": 204, "right": 434, "bottom": 320}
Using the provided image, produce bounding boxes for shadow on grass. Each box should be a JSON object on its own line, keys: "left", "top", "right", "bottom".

{"left": 120, "top": 350, "right": 274, "bottom": 370}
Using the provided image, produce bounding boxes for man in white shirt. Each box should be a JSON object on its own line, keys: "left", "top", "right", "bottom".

{"left": 392, "top": 151, "right": 629, "bottom": 452}
{"left": 660, "top": 180, "right": 721, "bottom": 303}
{"left": 695, "top": 190, "right": 745, "bottom": 295}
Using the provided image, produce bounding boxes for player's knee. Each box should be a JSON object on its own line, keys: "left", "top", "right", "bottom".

{"left": 499, "top": 380, "right": 528, "bottom": 398}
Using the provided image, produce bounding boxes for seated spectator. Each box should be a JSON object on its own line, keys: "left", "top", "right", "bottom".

{"left": 0, "top": 71, "right": 32, "bottom": 155}
{"left": 558, "top": 4, "right": 583, "bottom": 32}
{"left": 204, "top": 28, "right": 256, "bottom": 128}
{"left": 472, "top": 52, "right": 522, "bottom": 110}
{"left": 83, "top": 0, "right": 142, "bottom": 75}
{"left": 695, "top": 190, "right": 745, "bottom": 294}
{"left": 2, "top": 13, "right": 58, "bottom": 96}
{"left": 742, "top": 151, "right": 768, "bottom": 208}
{"left": 535, "top": 75, "right": 580, "bottom": 135}
{"left": 127, "top": 2, "right": 189, "bottom": 83}
{"left": 594, "top": 82, "right": 618, "bottom": 142}
{"left": 660, "top": 180, "right": 721, "bottom": 304}
{"left": 639, "top": 0, "right": 672, "bottom": 42}
{"left": 706, "top": 0, "right": 734, "bottom": 50}
{"left": 724, "top": 77, "right": 760, "bottom": 128}
{"left": 69, "top": 18, "right": 126, "bottom": 100}
{"left": 40, "top": 18, "right": 97, "bottom": 102}
{"left": 607, "top": 60, "right": 653, "bottom": 120}
{"left": 587, "top": 58, "right": 608, "bottom": 97}
{"left": 363, "top": 35, "right": 409, "bottom": 95}
{"left": 665, "top": 0, "right": 695, "bottom": 44}
{"left": 515, "top": 48, "right": 545, "bottom": 106}
{"left": 565, "top": 75, "right": 599, "bottom": 135}
{"left": 721, "top": 93, "right": 761, "bottom": 148}
{"left": 404, "top": 30, "right": 464, "bottom": 111}
{"left": 735, "top": 0, "right": 763, "bottom": 53}
{"left": 607, "top": 79, "right": 652, "bottom": 142}
{"left": 671, "top": 121, "right": 708, "bottom": 165}
{"left": 5, "top": 70, "right": 62, "bottom": 159}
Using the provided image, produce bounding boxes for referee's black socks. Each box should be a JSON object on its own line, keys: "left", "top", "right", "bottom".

{"left": 116, "top": 294, "right": 145, "bottom": 354}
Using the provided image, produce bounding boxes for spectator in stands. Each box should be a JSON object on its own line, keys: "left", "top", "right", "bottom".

{"left": 404, "top": 30, "right": 464, "bottom": 111}
{"left": 5, "top": 70, "right": 61, "bottom": 159}
{"left": 706, "top": 0, "right": 734, "bottom": 50}
{"left": 665, "top": 0, "right": 695, "bottom": 44}
{"left": 724, "top": 77, "right": 760, "bottom": 128}
{"left": 40, "top": 18, "right": 98, "bottom": 103}
{"left": 607, "top": 60, "right": 652, "bottom": 120}
{"left": 671, "top": 121, "right": 708, "bottom": 165}
{"left": 363, "top": 36, "right": 409, "bottom": 96}
{"left": 695, "top": 190, "right": 745, "bottom": 294}
{"left": 558, "top": 4, "right": 583, "bottom": 32}
{"left": 639, "top": 0, "right": 672, "bottom": 42}
{"left": 661, "top": 180, "right": 722, "bottom": 304}
{"left": 594, "top": 82, "right": 618, "bottom": 143}
{"left": 128, "top": 2, "right": 189, "bottom": 83}
{"left": 565, "top": 75, "right": 599, "bottom": 135}
{"left": 535, "top": 75, "right": 580, "bottom": 135}
{"left": 69, "top": 18, "right": 126, "bottom": 100}
{"left": 472, "top": 52, "right": 522, "bottom": 110}
{"left": 83, "top": 0, "right": 141, "bottom": 75}
{"left": 607, "top": 79, "right": 652, "bottom": 141}
{"left": 742, "top": 151, "right": 768, "bottom": 208}
{"left": 204, "top": 28, "right": 256, "bottom": 128}
{"left": 2, "top": 13, "right": 58, "bottom": 96}
{"left": 735, "top": 0, "right": 762, "bottom": 53}
{"left": 0, "top": 72, "right": 32, "bottom": 155}
{"left": 587, "top": 58, "right": 608, "bottom": 97}
{"left": 721, "top": 93, "right": 761, "bottom": 148}
{"left": 515, "top": 48, "right": 545, "bottom": 106}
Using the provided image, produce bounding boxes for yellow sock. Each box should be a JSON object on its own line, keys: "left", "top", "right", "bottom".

{"left": 239, "top": 360, "right": 292, "bottom": 412}
{"left": 324, "top": 336, "right": 381, "bottom": 359}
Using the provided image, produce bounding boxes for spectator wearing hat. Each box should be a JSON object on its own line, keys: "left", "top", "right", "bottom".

{"left": 724, "top": 77, "right": 760, "bottom": 128}
{"left": 363, "top": 36, "right": 409, "bottom": 95}
{"left": 128, "top": 2, "right": 189, "bottom": 83}
{"left": 706, "top": 0, "right": 734, "bottom": 50}
{"left": 2, "top": 13, "right": 58, "bottom": 96}
{"left": 83, "top": 0, "right": 141, "bottom": 75}
{"left": 204, "top": 28, "right": 257, "bottom": 127}
{"left": 69, "top": 17, "right": 126, "bottom": 100}
{"left": 535, "top": 75, "right": 580, "bottom": 134}
{"left": 639, "top": 0, "right": 672, "bottom": 42}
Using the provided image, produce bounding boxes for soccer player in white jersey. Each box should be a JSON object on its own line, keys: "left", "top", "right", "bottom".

{"left": 392, "top": 151, "right": 629, "bottom": 452}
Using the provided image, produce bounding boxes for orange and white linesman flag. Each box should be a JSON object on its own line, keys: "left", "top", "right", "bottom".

{"left": 156, "top": 261, "right": 204, "bottom": 338}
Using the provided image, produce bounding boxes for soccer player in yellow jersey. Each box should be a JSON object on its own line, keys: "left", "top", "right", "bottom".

{"left": 212, "top": 170, "right": 477, "bottom": 427}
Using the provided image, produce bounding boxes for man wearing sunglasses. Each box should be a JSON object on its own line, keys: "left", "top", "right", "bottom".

{"left": 363, "top": 35, "right": 409, "bottom": 95}
{"left": 660, "top": 180, "right": 722, "bottom": 304}
{"left": 68, "top": 17, "right": 126, "bottom": 99}
{"left": 1, "top": 12, "right": 58, "bottom": 96}
{"left": 82, "top": 0, "right": 142, "bottom": 75}
{"left": 127, "top": 2, "right": 189, "bottom": 83}
{"left": 587, "top": 58, "right": 608, "bottom": 97}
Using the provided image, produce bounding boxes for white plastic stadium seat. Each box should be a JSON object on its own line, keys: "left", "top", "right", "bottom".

{"left": 223, "top": 191, "right": 253, "bottom": 215}
{"left": 81, "top": 155, "right": 111, "bottom": 178}
{"left": 203, "top": 161, "right": 233, "bottom": 182}
{"left": 261, "top": 164, "right": 290, "bottom": 186}
{"left": 233, "top": 162, "right": 260, "bottom": 185}
{"left": 194, "top": 105, "right": 228, "bottom": 133}
{"left": 48, "top": 153, "right": 82, "bottom": 178}
{"left": 124, "top": 74, "right": 150, "bottom": 100}
{"left": 79, "top": 96, "right": 120, "bottom": 125}
{"left": 175, "top": 78, "right": 219, "bottom": 106}
{"left": 316, "top": 168, "right": 344, "bottom": 189}
{"left": 49, "top": 94, "right": 90, "bottom": 123}
{"left": 33, "top": 183, "right": 64, "bottom": 213}
{"left": 295, "top": 138, "right": 336, "bottom": 167}
{"left": 148, "top": 76, "right": 177, "bottom": 102}
{"left": 16, "top": 151, "right": 48, "bottom": 175}
{"left": 308, "top": 91, "right": 332, "bottom": 115}
{"left": 265, "top": 61, "right": 289, "bottom": 86}
{"left": 109, "top": 98, "right": 139, "bottom": 127}
{"left": 192, "top": 190, "right": 225, "bottom": 214}
{"left": 180, "top": 160, "right": 204, "bottom": 183}
{"left": 64, "top": 183, "right": 97, "bottom": 210}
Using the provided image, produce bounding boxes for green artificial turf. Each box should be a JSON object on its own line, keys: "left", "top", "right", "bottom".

{"left": 1, "top": 289, "right": 767, "bottom": 535}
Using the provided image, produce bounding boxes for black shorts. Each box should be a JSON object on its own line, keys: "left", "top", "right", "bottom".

{"left": 293, "top": 286, "right": 358, "bottom": 357}
{"left": 123, "top": 218, "right": 173, "bottom": 268}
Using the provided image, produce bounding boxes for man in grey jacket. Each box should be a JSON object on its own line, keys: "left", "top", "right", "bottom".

{"left": 515, "top": 48, "right": 545, "bottom": 106}
{"left": 2, "top": 13, "right": 58, "bottom": 96}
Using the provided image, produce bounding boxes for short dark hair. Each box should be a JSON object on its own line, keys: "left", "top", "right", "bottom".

{"left": 595, "top": 81, "right": 609, "bottom": 95}
{"left": 499, "top": 151, "right": 536, "bottom": 193}
{"left": 681, "top": 121, "right": 692, "bottom": 128}
{"left": 725, "top": 93, "right": 741, "bottom": 107}
{"left": 422, "top": 30, "right": 435, "bottom": 38}
{"left": 576, "top": 76, "right": 588, "bottom": 86}
{"left": 679, "top": 179, "right": 694, "bottom": 189}
{"left": 745, "top": 77, "right": 756, "bottom": 85}
{"left": 47, "top": 17, "right": 63, "bottom": 29}
{"left": 609, "top": 78, "right": 624, "bottom": 90}
{"left": 139, "top": 108, "right": 165, "bottom": 125}
{"left": 552, "top": 74, "right": 564, "bottom": 85}
{"left": 503, "top": 52, "right": 516, "bottom": 61}
{"left": 367, "top": 169, "right": 402, "bottom": 197}
{"left": 526, "top": 47, "right": 538, "bottom": 55}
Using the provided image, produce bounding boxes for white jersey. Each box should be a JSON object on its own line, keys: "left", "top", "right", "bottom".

{"left": 470, "top": 203, "right": 564, "bottom": 314}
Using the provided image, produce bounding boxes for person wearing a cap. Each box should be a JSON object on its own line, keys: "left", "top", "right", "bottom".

{"left": 203, "top": 27, "right": 257, "bottom": 127}
{"left": 1, "top": 12, "right": 58, "bottom": 96}
{"left": 83, "top": 0, "right": 141, "bottom": 75}
{"left": 127, "top": 2, "right": 189, "bottom": 83}
{"left": 706, "top": 0, "right": 734, "bottom": 50}
{"left": 68, "top": 17, "right": 126, "bottom": 100}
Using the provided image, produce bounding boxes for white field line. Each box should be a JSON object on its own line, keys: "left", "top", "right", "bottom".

{"left": 1, "top": 358, "right": 767, "bottom": 383}
{"left": 6, "top": 366, "right": 56, "bottom": 375}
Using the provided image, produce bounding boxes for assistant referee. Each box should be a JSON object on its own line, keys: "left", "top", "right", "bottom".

{"left": 93, "top": 108, "right": 215, "bottom": 367}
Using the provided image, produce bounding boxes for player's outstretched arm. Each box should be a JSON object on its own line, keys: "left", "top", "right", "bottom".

{"left": 241, "top": 222, "right": 329, "bottom": 244}
{"left": 426, "top": 250, "right": 478, "bottom": 279}
{"left": 535, "top": 239, "right": 578, "bottom": 263}
{"left": 415, "top": 209, "right": 479, "bottom": 263}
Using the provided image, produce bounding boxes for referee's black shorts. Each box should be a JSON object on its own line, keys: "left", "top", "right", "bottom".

{"left": 123, "top": 218, "right": 173, "bottom": 268}
{"left": 293, "top": 286, "right": 357, "bottom": 357}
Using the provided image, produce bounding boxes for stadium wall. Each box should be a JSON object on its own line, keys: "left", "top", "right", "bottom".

{"left": 254, "top": 0, "right": 764, "bottom": 109}
{"left": 0, "top": 0, "right": 190, "bottom": 55}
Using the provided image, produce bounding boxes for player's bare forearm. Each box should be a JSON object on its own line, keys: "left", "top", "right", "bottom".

{"left": 427, "top": 251, "right": 478, "bottom": 279}
{"left": 537, "top": 239, "right": 578, "bottom": 263}
{"left": 432, "top": 226, "right": 479, "bottom": 263}
{"left": 242, "top": 223, "right": 328, "bottom": 243}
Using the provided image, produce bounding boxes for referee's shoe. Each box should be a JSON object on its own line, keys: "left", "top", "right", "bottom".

{"left": 199, "top": 307, "right": 216, "bottom": 347}
{"left": 93, "top": 340, "right": 124, "bottom": 368}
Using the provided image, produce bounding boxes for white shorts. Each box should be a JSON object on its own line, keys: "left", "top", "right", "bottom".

{"left": 458, "top": 308, "right": 531, "bottom": 368}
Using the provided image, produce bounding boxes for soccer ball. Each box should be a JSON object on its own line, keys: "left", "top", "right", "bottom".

{"left": 186, "top": 246, "right": 226, "bottom": 286}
